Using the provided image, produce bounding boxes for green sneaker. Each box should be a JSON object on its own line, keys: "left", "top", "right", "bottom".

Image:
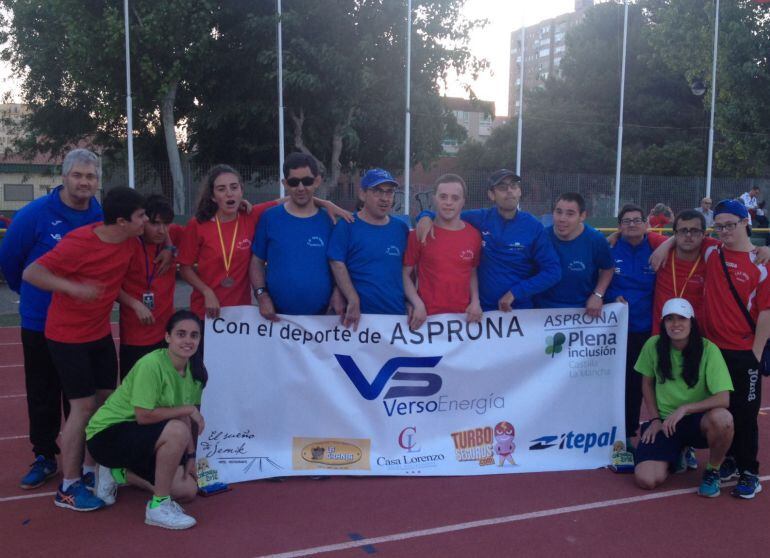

{"left": 698, "top": 468, "right": 720, "bottom": 498}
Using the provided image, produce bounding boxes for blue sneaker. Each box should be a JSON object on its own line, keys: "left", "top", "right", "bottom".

{"left": 82, "top": 471, "right": 95, "bottom": 491}
{"left": 698, "top": 468, "right": 721, "bottom": 498}
{"left": 684, "top": 447, "right": 698, "bottom": 470}
{"left": 731, "top": 472, "right": 763, "bottom": 500}
{"left": 719, "top": 457, "right": 738, "bottom": 481}
{"left": 20, "top": 456, "right": 58, "bottom": 489}
{"left": 54, "top": 480, "right": 105, "bottom": 512}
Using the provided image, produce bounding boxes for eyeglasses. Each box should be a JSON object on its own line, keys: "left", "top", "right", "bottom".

{"left": 675, "top": 228, "right": 704, "bottom": 237}
{"left": 620, "top": 218, "right": 645, "bottom": 225}
{"left": 286, "top": 176, "right": 316, "bottom": 187}
{"left": 369, "top": 187, "right": 396, "bottom": 198}
{"left": 493, "top": 181, "right": 520, "bottom": 193}
{"left": 713, "top": 221, "right": 742, "bottom": 232}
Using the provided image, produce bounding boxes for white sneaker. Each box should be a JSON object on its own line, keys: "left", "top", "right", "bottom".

{"left": 95, "top": 465, "right": 117, "bottom": 506}
{"left": 145, "top": 499, "right": 196, "bottom": 530}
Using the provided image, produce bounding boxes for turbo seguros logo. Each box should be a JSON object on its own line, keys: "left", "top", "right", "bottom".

{"left": 335, "top": 354, "right": 504, "bottom": 416}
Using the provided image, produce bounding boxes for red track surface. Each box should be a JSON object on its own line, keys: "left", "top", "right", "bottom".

{"left": 1, "top": 325, "right": 768, "bottom": 558}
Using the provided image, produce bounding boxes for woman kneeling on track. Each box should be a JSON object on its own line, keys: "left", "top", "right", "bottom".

{"left": 85, "top": 310, "right": 206, "bottom": 529}
{"left": 633, "top": 298, "right": 734, "bottom": 497}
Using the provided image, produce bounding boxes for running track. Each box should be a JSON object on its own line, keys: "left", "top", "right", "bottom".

{"left": 1, "top": 325, "right": 768, "bottom": 557}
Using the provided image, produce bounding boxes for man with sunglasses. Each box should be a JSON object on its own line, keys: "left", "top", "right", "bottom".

{"left": 415, "top": 169, "right": 560, "bottom": 311}
{"left": 249, "top": 153, "right": 340, "bottom": 320}
{"left": 700, "top": 199, "right": 770, "bottom": 498}
{"left": 328, "top": 168, "right": 409, "bottom": 330}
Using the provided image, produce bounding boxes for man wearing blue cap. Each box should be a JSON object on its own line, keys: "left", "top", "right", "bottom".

{"left": 328, "top": 168, "right": 409, "bottom": 329}
{"left": 415, "top": 169, "right": 560, "bottom": 311}
{"left": 700, "top": 198, "right": 770, "bottom": 498}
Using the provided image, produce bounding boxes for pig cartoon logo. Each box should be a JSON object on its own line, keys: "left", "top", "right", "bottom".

{"left": 493, "top": 421, "right": 517, "bottom": 466}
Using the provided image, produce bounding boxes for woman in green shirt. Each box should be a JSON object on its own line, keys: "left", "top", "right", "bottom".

{"left": 86, "top": 310, "right": 206, "bottom": 529}
{"left": 634, "top": 298, "right": 734, "bottom": 497}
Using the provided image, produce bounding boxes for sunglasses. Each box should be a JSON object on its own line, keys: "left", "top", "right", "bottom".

{"left": 286, "top": 176, "right": 316, "bottom": 187}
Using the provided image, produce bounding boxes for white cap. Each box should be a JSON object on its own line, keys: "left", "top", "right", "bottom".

{"left": 661, "top": 298, "right": 694, "bottom": 320}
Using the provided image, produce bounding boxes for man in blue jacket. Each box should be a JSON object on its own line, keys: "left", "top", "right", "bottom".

{"left": 416, "top": 169, "right": 560, "bottom": 311}
{"left": 606, "top": 203, "right": 665, "bottom": 448}
{"left": 0, "top": 149, "right": 103, "bottom": 489}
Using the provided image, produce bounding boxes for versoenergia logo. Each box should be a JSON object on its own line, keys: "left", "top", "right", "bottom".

{"left": 545, "top": 332, "right": 566, "bottom": 357}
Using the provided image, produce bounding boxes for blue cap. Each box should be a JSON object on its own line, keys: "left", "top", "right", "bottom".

{"left": 714, "top": 199, "right": 749, "bottom": 219}
{"left": 487, "top": 169, "right": 521, "bottom": 189}
{"left": 361, "top": 168, "right": 399, "bottom": 190}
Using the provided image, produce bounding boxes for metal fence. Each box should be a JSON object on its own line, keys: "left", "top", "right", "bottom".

{"left": 101, "top": 160, "right": 770, "bottom": 224}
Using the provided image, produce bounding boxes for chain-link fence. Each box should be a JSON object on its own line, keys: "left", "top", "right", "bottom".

{"left": 101, "top": 160, "right": 770, "bottom": 224}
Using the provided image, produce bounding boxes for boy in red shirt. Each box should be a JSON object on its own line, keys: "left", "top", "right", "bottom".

{"left": 702, "top": 199, "right": 770, "bottom": 498}
{"left": 23, "top": 187, "right": 147, "bottom": 512}
{"left": 118, "top": 195, "right": 184, "bottom": 378}
{"left": 403, "top": 174, "right": 482, "bottom": 330}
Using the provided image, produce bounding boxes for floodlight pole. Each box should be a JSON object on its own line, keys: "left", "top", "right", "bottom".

{"left": 705, "top": 0, "right": 720, "bottom": 199}
{"left": 123, "top": 0, "right": 135, "bottom": 188}
{"left": 277, "top": 0, "right": 286, "bottom": 197}
{"left": 516, "top": 16, "right": 525, "bottom": 175}
{"left": 613, "top": 0, "right": 629, "bottom": 217}
{"left": 403, "top": 0, "right": 412, "bottom": 216}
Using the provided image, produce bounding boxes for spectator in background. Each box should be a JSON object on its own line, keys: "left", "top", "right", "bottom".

{"left": 695, "top": 197, "right": 714, "bottom": 228}
{"left": 648, "top": 203, "right": 673, "bottom": 229}
{"left": 739, "top": 186, "right": 761, "bottom": 221}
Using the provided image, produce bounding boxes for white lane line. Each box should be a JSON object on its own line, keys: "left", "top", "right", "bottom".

{"left": 0, "top": 342, "right": 21, "bottom": 346}
{"left": 0, "top": 364, "right": 23, "bottom": 368}
{"left": 0, "top": 434, "right": 28, "bottom": 441}
{"left": 256, "top": 476, "right": 770, "bottom": 558}
{"left": 0, "top": 491, "right": 56, "bottom": 503}
{"left": 0, "top": 393, "right": 24, "bottom": 399}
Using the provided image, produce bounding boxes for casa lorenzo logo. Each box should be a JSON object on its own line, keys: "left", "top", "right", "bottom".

{"left": 398, "top": 426, "right": 420, "bottom": 453}
{"left": 529, "top": 426, "right": 617, "bottom": 454}
{"left": 334, "top": 355, "right": 443, "bottom": 400}
{"left": 545, "top": 333, "right": 566, "bottom": 357}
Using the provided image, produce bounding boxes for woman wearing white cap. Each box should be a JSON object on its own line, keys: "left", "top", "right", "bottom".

{"left": 633, "top": 298, "right": 734, "bottom": 497}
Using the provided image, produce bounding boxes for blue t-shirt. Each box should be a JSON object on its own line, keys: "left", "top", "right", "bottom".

{"left": 535, "top": 225, "right": 613, "bottom": 308}
{"left": 605, "top": 235, "right": 657, "bottom": 333}
{"left": 252, "top": 205, "right": 334, "bottom": 315}
{"left": 327, "top": 214, "right": 409, "bottom": 315}
{"left": 0, "top": 186, "right": 103, "bottom": 331}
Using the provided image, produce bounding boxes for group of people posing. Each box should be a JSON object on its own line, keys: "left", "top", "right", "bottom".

{"left": 0, "top": 148, "right": 766, "bottom": 530}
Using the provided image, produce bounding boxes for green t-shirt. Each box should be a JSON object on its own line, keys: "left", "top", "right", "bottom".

{"left": 86, "top": 349, "right": 203, "bottom": 440}
{"left": 634, "top": 336, "right": 733, "bottom": 419}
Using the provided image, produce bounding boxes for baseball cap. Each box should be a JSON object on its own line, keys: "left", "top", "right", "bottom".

{"left": 487, "top": 169, "right": 521, "bottom": 189}
{"left": 713, "top": 199, "right": 749, "bottom": 220}
{"left": 661, "top": 298, "right": 694, "bottom": 320}
{"left": 361, "top": 168, "right": 399, "bottom": 190}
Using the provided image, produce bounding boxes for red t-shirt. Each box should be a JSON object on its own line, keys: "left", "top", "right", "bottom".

{"left": 652, "top": 236, "right": 719, "bottom": 334}
{"left": 403, "top": 225, "right": 481, "bottom": 315}
{"left": 37, "top": 223, "right": 134, "bottom": 343}
{"left": 119, "top": 224, "right": 185, "bottom": 346}
{"left": 702, "top": 245, "right": 770, "bottom": 351}
{"left": 178, "top": 202, "right": 277, "bottom": 318}
{"left": 648, "top": 214, "right": 671, "bottom": 228}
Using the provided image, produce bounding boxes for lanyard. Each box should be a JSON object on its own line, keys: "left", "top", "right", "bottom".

{"left": 671, "top": 252, "right": 702, "bottom": 298}
{"left": 140, "top": 239, "right": 158, "bottom": 290}
{"left": 215, "top": 214, "right": 239, "bottom": 278}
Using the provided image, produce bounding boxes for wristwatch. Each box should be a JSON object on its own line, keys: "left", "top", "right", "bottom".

{"left": 254, "top": 287, "right": 268, "bottom": 297}
{"left": 592, "top": 291, "right": 604, "bottom": 299}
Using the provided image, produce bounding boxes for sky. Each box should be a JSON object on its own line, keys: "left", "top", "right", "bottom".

{"left": 0, "top": 1, "right": 579, "bottom": 115}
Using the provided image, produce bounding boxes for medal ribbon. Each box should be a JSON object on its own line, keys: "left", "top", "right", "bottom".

{"left": 671, "top": 252, "right": 702, "bottom": 298}
{"left": 140, "top": 238, "right": 158, "bottom": 290}
{"left": 215, "top": 214, "right": 239, "bottom": 279}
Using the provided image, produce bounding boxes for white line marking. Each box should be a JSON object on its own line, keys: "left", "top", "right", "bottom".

{"left": 0, "top": 364, "right": 23, "bottom": 368}
{"left": 256, "top": 476, "right": 770, "bottom": 558}
{"left": 0, "top": 393, "right": 24, "bottom": 399}
{"left": 0, "top": 342, "right": 21, "bottom": 346}
{"left": 0, "top": 491, "right": 56, "bottom": 503}
{"left": 0, "top": 434, "right": 28, "bottom": 441}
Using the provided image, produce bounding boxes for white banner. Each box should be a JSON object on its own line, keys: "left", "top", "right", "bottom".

{"left": 197, "top": 304, "right": 628, "bottom": 485}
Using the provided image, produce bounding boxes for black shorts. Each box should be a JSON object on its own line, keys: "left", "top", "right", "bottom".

{"left": 47, "top": 335, "right": 118, "bottom": 400}
{"left": 119, "top": 341, "right": 166, "bottom": 381}
{"left": 87, "top": 421, "right": 171, "bottom": 485}
{"left": 634, "top": 413, "right": 709, "bottom": 465}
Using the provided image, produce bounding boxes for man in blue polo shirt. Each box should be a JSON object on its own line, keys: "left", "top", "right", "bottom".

{"left": 250, "top": 153, "right": 338, "bottom": 319}
{"left": 0, "top": 149, "right": 103, "bottom": 489}
{"left": 606, "top": 203, "right": 666, "bottom": 447}
{"left": 416, "top": 169, "right": 560, "bottom": 311}
{"left": 535, "top": 192, "right": 614, "bottom": 314}
{"left": 328, "top": 168, "right": 409, "bottom": 329}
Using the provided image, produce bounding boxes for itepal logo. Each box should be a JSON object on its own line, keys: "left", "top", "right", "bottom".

{"left": 545, "top": 332, "right": 566, "bottom": 357}
{"left": 334, "top": 355, "right": 443, "bottom": 400}
{"left": 529, "top": 426, "right": 617, "bottom": 454}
